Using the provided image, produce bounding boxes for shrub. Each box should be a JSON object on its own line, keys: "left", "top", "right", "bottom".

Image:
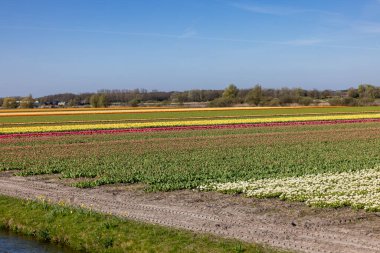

{"left": 128, "top": 98, "right": 141, "bottom": 107}
{"left": 208, "top": 97, "right": 234, "bottom": 107}
{"left": 298, "top": 97, "right": 313, "bottom": 106}
{"left": 2, "top": 97, "right": 17, "bottom": 109}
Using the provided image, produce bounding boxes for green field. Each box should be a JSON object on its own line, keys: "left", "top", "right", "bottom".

{"left": 1, "top": 106, "right": 380, "bottom": 251}
{"left": 2, "top": 121, "right": 380, "bottom": 191}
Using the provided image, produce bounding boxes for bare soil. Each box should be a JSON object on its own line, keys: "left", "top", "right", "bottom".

{"left": 1, "top": 173, "right": 380, "bottom": 253}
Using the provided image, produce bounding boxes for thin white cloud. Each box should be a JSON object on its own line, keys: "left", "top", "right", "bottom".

{"left": 0, "top": 25, "right": 283, "bottom": 44}
{"left": 0, "top": 25, "right": 185, "bottom": 39}
{"left": 0, "top": 25, "right": 199, "bottom": 40}
{"left": 233, "top": 3, "right": 288, "bottom": 15}
{"left": 354, "top": 22, "right": 380, "bottom": 34}
{"left": 231, "top": 2, "right": 338, "bottom": 16}
{"left": 1, "top": 25, "right": 379, "bottom": 50}
{"left": 320, "top": 44, "right": 380, "bottom": 50}
{"left": 282, "top": 39, "right": 324, "bottom": 46}
{"left": 179, "top": 27, "right": 198, "bottom": 38}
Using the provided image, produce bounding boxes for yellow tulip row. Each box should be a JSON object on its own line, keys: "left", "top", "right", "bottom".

{"left": 3, "top": 111, "right": 377, "bottom": 127}
{"left": 1, "top": 113, "right": 379, "bottom": 134}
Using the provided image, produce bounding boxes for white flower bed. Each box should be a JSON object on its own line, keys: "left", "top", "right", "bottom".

{"left": 199, "top": 168, "right": 380, "bottom": 211}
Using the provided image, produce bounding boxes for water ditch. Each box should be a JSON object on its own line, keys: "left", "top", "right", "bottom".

{"left": 0, "top": 230, "right": 76, "bottom": 253}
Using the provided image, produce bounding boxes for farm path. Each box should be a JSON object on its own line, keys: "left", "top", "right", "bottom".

{"left": 1, "top": 173, "right": 380, "bottom": 253}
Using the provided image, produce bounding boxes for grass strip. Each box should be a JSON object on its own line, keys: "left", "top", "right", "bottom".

{"left": 0, "top": 195, "right": 284, "bottom": 253}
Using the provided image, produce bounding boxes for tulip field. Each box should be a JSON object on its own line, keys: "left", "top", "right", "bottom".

{"left": 1, "top": 106, "right": 380, "bottom": 211}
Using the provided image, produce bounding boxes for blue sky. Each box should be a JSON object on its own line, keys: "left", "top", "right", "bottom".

{"left": 1, "top": 0, "right": 380, "bottom": 97}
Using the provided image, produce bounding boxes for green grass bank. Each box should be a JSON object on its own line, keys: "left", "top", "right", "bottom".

{"left": 0, "top": 195, "right": 284, "bottom": 253}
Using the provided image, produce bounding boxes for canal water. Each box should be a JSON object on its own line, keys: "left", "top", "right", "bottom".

{"left": 0, "top": 230, "right": 75, "bottom": 253}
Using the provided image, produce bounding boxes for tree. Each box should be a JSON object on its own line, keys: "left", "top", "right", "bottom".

{"left": 294, "top": 88, "right": 306, "bottom": 97}
{"left": 347, "top": 88, "right": 359, "bottom": 98}
{"left": 90, "top": 94, "right": 99, "bottom": 108}
{"left": 209, "top": 84, "right": 239, "bottom": 107}
{"left": 268, "top": 98, "right": 280, "bottom": 106}
{"left": 90, "top": 94, "right": 108, "bottom": 108}
{"left": 321, "top": 90, "right": 333, "bottom": 99}
{"left": 307, "top": 89, "right": 321, "bottom": 99}
{"left": 187, "top": 90, "right": 203, "bottom": 102}
{"left": 2, "top": 97, "right": 17, "bottom": 108}
{"left": 298, "top": 97, "right": 313, "bottom": 106}
{"left": 170, "top": 92, "right": 187, "bottom": 104}
{"left": 358, "top": 84, "right": 379, "bottom": 99}
{"left": 19, "top": 95, "right": 35, "bottom": 108}
{"left": 278, "top": 88, "right": 294, "bottom": 104}
{"left": 208, "top": 97, "right": 234, "bottom": 107}
{"left": 128, "top": 98, "right": 140, "bottom": 107}
{"left": 222, "top": 84, "right": 239, "bottom": 99}
{"left": 68, "top": 97, "right": 80, "bottom": 107}
{"left": 97, "top": 94, "right": 108, "bottom": 107}
{"left": 358, "top": 84, "right": 366, "bottom": 97}
{"left": 245, "top": 85, "right": 263, "bottom": 105}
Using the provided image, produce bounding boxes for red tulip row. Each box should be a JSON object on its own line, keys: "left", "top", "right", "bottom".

{"left": 1, "top": 118, "right": 379, "bottom": 139}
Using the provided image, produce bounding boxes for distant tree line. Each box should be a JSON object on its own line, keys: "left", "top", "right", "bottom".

{"left": 1, "top": 84, "right": 380, "bottom": 109}
{"left": 208, "top": 84, "right": 380, "bottom": 107}
{"left": 1, "top": 95, "right": 35, "bottom": 109}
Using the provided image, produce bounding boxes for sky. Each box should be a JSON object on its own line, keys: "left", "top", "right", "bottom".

{"left": 1, "top": 0, "right": 380, "bottom": 97}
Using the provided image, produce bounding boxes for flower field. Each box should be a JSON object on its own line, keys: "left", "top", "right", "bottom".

{"left": 0, "top": 118, "right": 379, "bottom": 139}
{"left": 1, "top": 106, "right": 380, "bottom": 211}
{"left": 1, "top": 107, "right": 380, "bottom": 135}
{"left": 2, "top": 105, "right": 380, "bottom": 124}
{"left": 200, "top": 168, "right": 380, "bottom": 211}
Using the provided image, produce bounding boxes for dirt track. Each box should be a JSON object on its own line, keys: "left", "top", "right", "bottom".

{"left": 1, "top": 173, "right": 380, "bottom": 253}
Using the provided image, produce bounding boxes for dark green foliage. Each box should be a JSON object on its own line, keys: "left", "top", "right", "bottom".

{"left": 2, "top": 97, "right": 18, "bottom": 108}
{"left": 90, "top": 93, "right": 109, "bottom": 108}
{"left": 208, "top": 97, "right": 234, "bottom": 107}
{"left": 297, "top": 97, "right": 313, "bottom": 106}
{"left": 245, "top": 85, "right": 263, "bottom": 106}
{"left": 128, "top": 98, "right": 141, "bottom": 107}
{"left": 14, "top": 84, "right": 379, "bottom": 108}
{"left": 222, "top": 84, "right": 239, "bottom": 99}
{"left": 19, "top": 95, "right": 35, "bottom": 109}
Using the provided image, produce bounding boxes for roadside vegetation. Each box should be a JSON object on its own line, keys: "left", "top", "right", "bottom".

{"left": 0, "top": 195, "right": 283, "bottom": 253}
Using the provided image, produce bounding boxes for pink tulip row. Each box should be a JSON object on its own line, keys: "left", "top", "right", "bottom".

{"left": 1, "top": 118, "right": 379, "bottom": 139}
